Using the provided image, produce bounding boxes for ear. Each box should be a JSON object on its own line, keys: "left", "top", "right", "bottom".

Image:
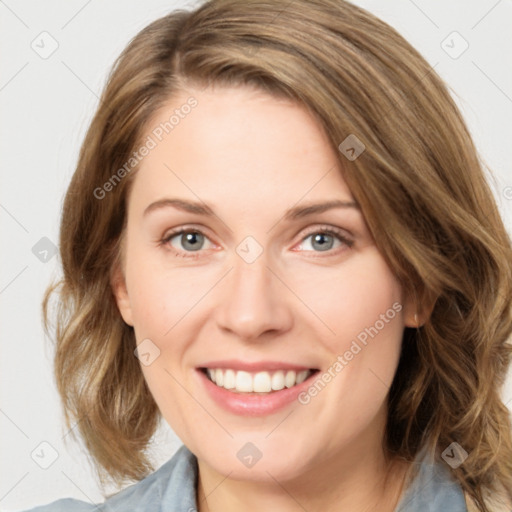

{"left": 402, "top": 288, "right": 437, "bottom": 328}
{"left": 110, "top": 261, "right": 134, "bottom": 327}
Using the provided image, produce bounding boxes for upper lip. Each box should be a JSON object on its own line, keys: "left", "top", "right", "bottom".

{"left": 197, "top": 360, "right": 318, "bottom": 372}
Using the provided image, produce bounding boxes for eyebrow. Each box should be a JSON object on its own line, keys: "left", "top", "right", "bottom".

{"left": 143, "top": 198, "right": 359, "bottom": 220}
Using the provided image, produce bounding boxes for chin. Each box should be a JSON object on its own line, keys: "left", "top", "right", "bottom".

{"left": 195, "top": 437, "right": 318, "bottom": 483}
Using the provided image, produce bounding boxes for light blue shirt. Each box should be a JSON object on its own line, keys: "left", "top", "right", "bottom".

{"left": 22, "top": 444, "right": 468, "bottom": 511}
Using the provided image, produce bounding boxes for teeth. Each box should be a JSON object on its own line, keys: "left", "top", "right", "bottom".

{"left": 285, "top": 370, "right": 296, "bottom": 388}
{"left": 253, "top": 371, "right": 271, "bottom": 392}
{"left": 271, "top": 370, "right": 285, "bottom": 391}
{"left": 296, "top": 370, "right": 309, "bottom": 384}
{"left": 236, "top": 370, "right": 253, "bottom": 392}
{"left": 224, "top": 369, "right": 236, "bottom": 389}
{"left": 205, "top": 368, "right": 314, "bottom": 393}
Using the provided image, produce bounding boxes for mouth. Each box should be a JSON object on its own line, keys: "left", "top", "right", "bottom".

{"left": 199, "top": 367, "right": 320, "bottom": 394}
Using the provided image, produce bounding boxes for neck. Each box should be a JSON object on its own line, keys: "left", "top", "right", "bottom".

{"left": 196, "top": 435, "right": 410, "bottom": 512}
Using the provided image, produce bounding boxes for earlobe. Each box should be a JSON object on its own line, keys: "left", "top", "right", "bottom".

{"left": 403, "top": 304, "right": 420, "bottom": 328}
{"left": 110, "top": 264, "right": 134, "bottom": 327}
{"left": 402, "top": 289, "right": 437, "bottom": 328}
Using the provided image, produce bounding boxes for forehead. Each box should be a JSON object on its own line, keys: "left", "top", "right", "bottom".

{"left": 129, "top": 86, "right": 354, "bottom": 216}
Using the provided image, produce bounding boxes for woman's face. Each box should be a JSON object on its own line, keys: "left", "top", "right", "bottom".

{"left": 113, "top": 85, "right": 416, "bottom": 482}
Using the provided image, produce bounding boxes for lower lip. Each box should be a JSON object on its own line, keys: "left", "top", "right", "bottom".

{"left": 196, "top": 369, "right": 319, "bottom": 416}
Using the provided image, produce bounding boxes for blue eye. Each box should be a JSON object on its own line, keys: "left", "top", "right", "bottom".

{"left": 302, "top": 227, "right": 353, "bottom": 252}
{"left": 161, "top": 229, "right": 214, "bottom": 258}
{"left": 300, "top": 230, "right": 344, "bottom": 252}
{"left": 159, "top": 225, "right": 353, "bottom": 259}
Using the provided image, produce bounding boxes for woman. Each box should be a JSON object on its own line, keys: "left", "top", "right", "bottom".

{"left": 26, "top": 0, "right": 512, "bottom": 510}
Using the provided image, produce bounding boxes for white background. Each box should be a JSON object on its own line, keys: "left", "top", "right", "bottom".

{"left": 1, "top": 1, "right": 511, "bottom": 510}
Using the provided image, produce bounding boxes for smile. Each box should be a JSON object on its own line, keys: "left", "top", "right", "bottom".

{"left": 196, "top": 360, "right": 321, "bottom": 416}
{"left": 202, "top": 368, "right": 315, "bottom": 393}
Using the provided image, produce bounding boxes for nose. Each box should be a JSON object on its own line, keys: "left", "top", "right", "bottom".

{"left": 214, "top": 251, "right": 294, "bottom": 342}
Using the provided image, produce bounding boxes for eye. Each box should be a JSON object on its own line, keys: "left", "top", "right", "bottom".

{"left": 295, "top": 226, "right": 353, "bottom": 255}
{"left": 159, "top": 225, "right": 353, "bottom": 259}
{"left": 160, "top": 228, "right": 215, "bottom": 258}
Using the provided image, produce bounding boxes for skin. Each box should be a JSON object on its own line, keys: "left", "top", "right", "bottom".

{"left": 112, "top": 85, "right": 423, "bottom": 512}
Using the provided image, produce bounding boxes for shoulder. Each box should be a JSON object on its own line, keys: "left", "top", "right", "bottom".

{"left": 464, "top": 486, "right": 512, "bottom": 512}
{"left": 396, "top": 449, "right": 512, "bottom": 512}
{"left": 20, "top": 444, "right": 198, "bottom": 512}
{"left": 20, "top": 498, "right": 98, "bottom": 512}
{"left": 395, "top": 449, "right": 468, "bottom": 512}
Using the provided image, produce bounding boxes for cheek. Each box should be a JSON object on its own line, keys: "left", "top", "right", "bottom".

{"left": 317, "top": 251, "right": 405, "bottom": 413}
{"left": 293, "top": 248, "right": 404, "bottom": 354}
{"left": 125, "top": 248, "right": 206, "bottom": 337}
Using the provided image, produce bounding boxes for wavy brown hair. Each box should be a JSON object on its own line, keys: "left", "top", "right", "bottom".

{"left": 42, "top": 0, "right": 512, "bottom": 509}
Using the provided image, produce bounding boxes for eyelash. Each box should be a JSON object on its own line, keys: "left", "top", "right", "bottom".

{"left": 159, "top": 225, "right": 354, "bottom": 259}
